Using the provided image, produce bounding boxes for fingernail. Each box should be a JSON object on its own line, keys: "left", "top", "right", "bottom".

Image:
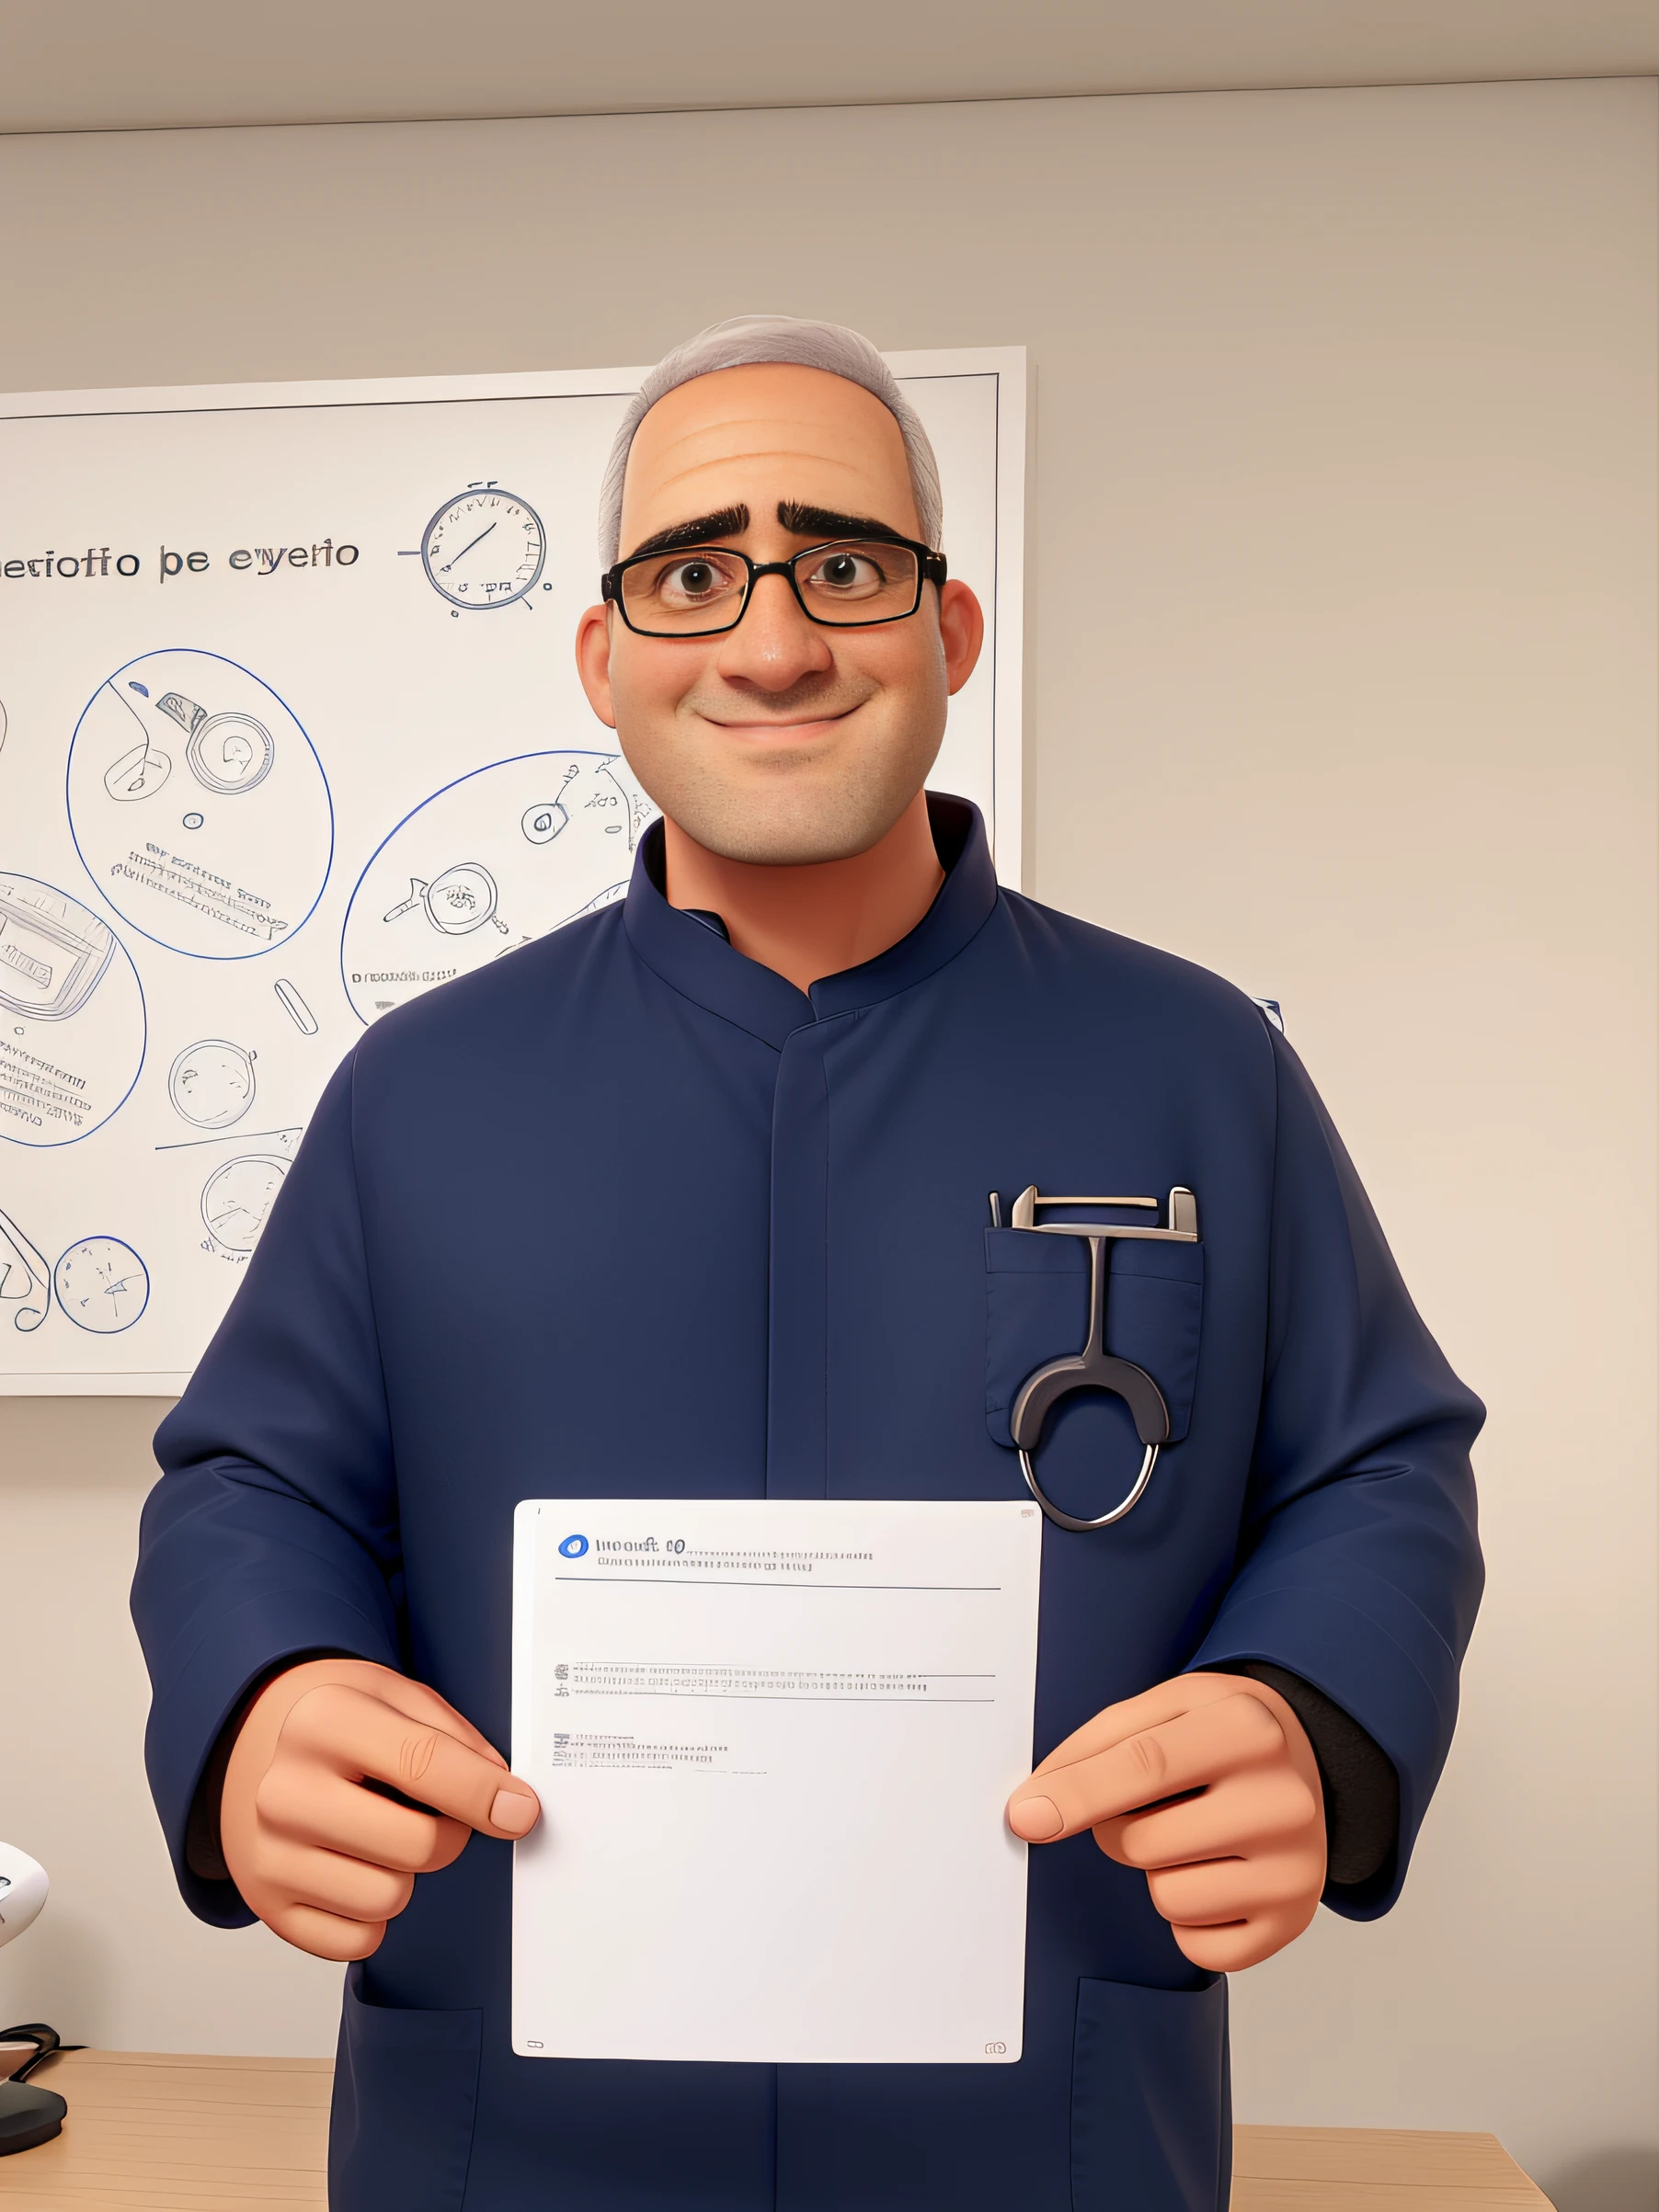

{"left": 1008, "top": 1794, "right": 1064, "bottom": 1841}
{"left": 490, "top": 1788, "right": 538, "bottom": 1836}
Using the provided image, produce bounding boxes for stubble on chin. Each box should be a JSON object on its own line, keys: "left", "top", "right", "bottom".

{"left": 660, "top": 763, "right": 885, "bottom": 865}
{"left": 621, "top": 679, "right": 944, "bottom": 867}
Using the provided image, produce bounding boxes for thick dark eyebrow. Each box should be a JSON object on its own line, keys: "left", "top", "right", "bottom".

{"left": 777, "top": 501, "right": 913, "bottom": 547}
{"left": 624, "top": 506, "right": 750, "bottom": 563}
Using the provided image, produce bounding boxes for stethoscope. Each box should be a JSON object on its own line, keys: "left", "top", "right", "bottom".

{"left": 992, "top": 1184, "right": 1199, "bottom": 1533}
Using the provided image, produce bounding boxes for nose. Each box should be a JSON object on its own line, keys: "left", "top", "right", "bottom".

{"left": 713, "top": 569, "right": 834, "bottom": 693}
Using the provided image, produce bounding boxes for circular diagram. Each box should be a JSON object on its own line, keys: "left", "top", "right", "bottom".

{"left": 340, "top": 751, "right": 655, "bottom": 1025}
{"left": 421, "top": 487, "right": 545, "bottom": 610}
{"left": 0, "top": 872, "right": 146, "bottom": 1148}
{"left": 168, "top": 1039, "right": 256, "bottom": 1129}
{"left": 382, "top": 861, "right": 505, "bottom": 937}
{"left": 202, "top": 1155, "right": 290, "bottom": 1251}
{"left": 67, "top": 649, "right": 333, "bottom": 960}
{"left": 54, "top": 1236, "right": 150, "bottom": 1333}
{"left": 187, "top": 711, "right": 276, "bottom": 795}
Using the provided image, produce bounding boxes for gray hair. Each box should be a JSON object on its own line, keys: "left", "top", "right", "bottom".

{"left": 597, "top": 313, "right": 944, "bottom": 568}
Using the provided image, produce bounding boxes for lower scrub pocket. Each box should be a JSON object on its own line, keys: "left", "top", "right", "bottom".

{"left": 329, "top": 1964, "right": 482, "bottom": 2212}
{"left": 1070, "top": 1975, "right": 1230, "bottom": 2212}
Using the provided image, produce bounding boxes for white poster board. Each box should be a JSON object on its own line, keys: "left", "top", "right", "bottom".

{"left": 0, "top": 349, "right": 1024, "bottom": 1393}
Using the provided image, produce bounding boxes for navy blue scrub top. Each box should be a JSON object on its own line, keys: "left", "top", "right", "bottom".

{"left": 134, "top": 796, "right": 1483, "bottom": 2212}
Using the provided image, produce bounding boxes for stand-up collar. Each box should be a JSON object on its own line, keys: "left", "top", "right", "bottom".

{"left": 623, "top": 793, "right": 1001, "bottom": 1050}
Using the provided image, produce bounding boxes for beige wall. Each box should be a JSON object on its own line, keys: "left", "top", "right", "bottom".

{"left": 0, "top": 79, "right": 1653, "bottom": 2210}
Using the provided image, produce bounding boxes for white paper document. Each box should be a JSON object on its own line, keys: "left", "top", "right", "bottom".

{"left": 511, "top": 1498, "right": 1042, "bottom": 2065}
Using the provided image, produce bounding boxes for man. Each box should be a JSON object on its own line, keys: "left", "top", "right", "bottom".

{"left": 132, "top": 314, "right": 1483, "bottom": 2212}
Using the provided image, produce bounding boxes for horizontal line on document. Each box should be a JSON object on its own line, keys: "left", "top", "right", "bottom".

{"left": 565, "top": 1691, "right": 995, "bottom": 1704}
{"left": 576, "top": 1666, "right": 993, "bottom": 1676}
{"left": 551, "top": 1578, "right": 1002, "bottom": 1591}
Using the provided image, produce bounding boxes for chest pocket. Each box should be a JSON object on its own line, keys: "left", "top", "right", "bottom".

{"left": 984, "top": 1226, "right": 1205, "bottom": 1450}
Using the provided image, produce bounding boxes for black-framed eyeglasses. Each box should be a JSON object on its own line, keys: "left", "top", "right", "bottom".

{"left": 601, "top": 534, "right": 948, "bottom": 638}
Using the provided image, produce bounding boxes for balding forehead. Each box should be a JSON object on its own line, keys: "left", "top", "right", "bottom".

{"left": 595, "top": 313, "right": 944, "bottom": 566}
{"left": 619, "top": 365, "right": 920, "bottom": 551}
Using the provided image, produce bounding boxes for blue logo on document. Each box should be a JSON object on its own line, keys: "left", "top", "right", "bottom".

{"left": 558, "top": 1534, "right": 589, "bottom": 1558}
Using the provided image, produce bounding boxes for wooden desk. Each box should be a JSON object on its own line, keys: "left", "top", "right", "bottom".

{"left": 0, "top": 2051, "right": 1555, "bottom": 2209}
{"left": 1233, "top": 2125, "right": 1555, "bottom": 2208}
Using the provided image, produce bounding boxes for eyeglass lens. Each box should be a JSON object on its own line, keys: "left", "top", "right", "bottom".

{"left": 620, "top": 541, "right": 921, "bottom": 633}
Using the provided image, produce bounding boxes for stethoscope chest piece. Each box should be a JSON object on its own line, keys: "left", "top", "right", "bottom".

{"left": 997, "top": 1184, "right": 1197, "bottom": 1532}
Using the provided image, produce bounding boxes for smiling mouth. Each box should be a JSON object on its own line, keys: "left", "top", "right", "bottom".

{"left": 705, "top": 710, "right": 856, "bottom": 733}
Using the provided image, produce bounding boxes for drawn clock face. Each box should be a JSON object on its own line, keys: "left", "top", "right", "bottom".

{"left": 53, "top": 1237, "right": 150, "bottom": 1333}
{"left": 201, "top": 1155, "right": 289, "bottom": 1251}
{"left": 168, "top": 1040, "right": 256, "bottom": 1130}
{"left": 421, "top": 487, "right": 546, "bottom": 609}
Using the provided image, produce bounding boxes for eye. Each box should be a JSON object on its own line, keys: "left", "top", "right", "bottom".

{"left": 653, "top": 552, "right": 744, "bottom": 609}
{"left": 806, "top": 550, "right": 885, "bottom": 595}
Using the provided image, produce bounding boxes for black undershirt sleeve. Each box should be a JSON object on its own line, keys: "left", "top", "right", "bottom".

{"left": 183, "top": 1649, "right": 356, "bottom": 1886}
{"left": 1207, "top": 1659, "right": 1401, "bottom": 1898}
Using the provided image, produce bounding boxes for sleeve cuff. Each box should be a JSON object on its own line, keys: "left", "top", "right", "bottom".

{"left": 144, "top": 1591, "right": 400, "bottom": 1926}
{"left": 1205, "top": 1659, "right": 1400, "bottom": 1899}
{"left": 1188, "top": 1580, "right": 1455, "bottom": 1919}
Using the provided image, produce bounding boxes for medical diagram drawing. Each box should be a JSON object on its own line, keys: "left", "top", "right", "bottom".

{"left": 5, "top": 665, "right": 651, "bottom": 1359}
{"left": 0, "top": 644, "right": 337, "bottom": 1354}
{"left": 67, "top": 649, "right": 334, "bottom": 960}
{"left": 0, "top": 872, "right": 147, "bottom": 1149}
{"left": 200, "top": 1153, "right": 292, "bottom": 1253}
{"left": 0, "top": 1207, "right": 150, "bottom": 1339}
{"left": 168, "top": 1039, "right": 256, "bottom": 1130}
{"left": 4, "top": 654, "right": 656, "bottom": 1366}
{"left": 6, "top": 610, "right": 650, "bottom": 1365}
{"left": 52, "top": 1236, "right": 150, "bottom": 1334}
{"left": 341, "top": 750, "right": 655, "bottom": 1023}
{"left": 416, "top": 485, "right": 547, "bottom": 612}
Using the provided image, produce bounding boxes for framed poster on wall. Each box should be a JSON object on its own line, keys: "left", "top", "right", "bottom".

{"left": 0, "top": 348, "right": 1025, "bottom": 1392}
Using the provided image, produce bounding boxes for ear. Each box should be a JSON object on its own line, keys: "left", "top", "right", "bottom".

{"left": 938, "top": 580, "right": 986, "bottom": 698}
{"left": 574, "top": 602, "right": 619, "bottom": 728}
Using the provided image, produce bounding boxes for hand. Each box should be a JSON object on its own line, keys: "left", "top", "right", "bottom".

{"left": 1005, "top": 1672, "right": 1325, "bottom": 1972}
{"left": 221, "top": 1657, "right": 541, "bottom": 1963}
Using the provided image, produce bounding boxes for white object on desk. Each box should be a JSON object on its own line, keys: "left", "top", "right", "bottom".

{"left": 511, "top": 1497, "right": 1042, "bottom": 2066}
{"left": 0, "top": 1845, "right": 47, "bottom": 1952}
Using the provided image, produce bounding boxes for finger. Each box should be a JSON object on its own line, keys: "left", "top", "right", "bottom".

{"left": 347, "top": 1672, "right": 509, "bottom": 1768}
{"left": 1025, "top": 1672, "right": 1265, "bottom": 1782}
{"left": 1173, "top": 1907, "right": 1314, "bottom": 1976}
{"left": 281, "top": 1685, "right": 542, "bottom": 1839}
{"left": 1171, "top": 1896, "right": 1319, "bottom": 1967}
{"left": 261, "top": 1900, "right": 388, "bottom": 1964}
{"left": 1008, "top": 1694, "right": 1286, "bottom": 1842}
{"left": 1146, "top": 1850, "right": 1321, "bottom": 1930}
{"left": 1097, "top": 1769, "right": 1321, "bottom": 1870}
{"left": 255, "top": 1839, "right": 416, "bottom": 1927}
{"left": 256, "top": 1763, "right": 473, "bottom": 1874}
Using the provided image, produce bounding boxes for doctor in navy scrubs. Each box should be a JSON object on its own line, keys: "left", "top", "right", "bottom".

{"left": 132, "top": 315, "right": 1483, "bottom": 2212}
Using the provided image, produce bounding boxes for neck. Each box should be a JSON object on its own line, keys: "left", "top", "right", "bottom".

{"left": 663, "top": 792, "right": 945, "bottom": 992}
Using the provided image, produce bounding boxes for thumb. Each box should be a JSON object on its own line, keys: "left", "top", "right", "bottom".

{"left": 358, "top": 1676, "right": 541, "bottom": 1839}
